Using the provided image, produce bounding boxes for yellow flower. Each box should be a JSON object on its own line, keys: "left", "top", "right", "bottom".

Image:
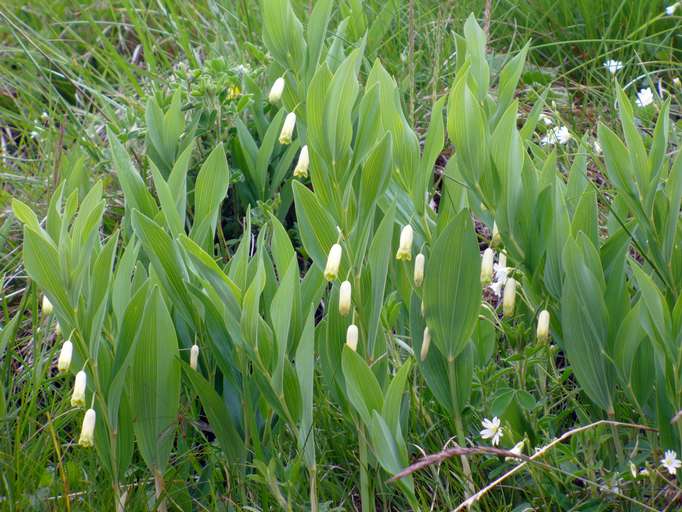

{"left": 346, "top": 324, "right": 358, "bottom": 352}
{"left": 78, "top": 409, "right": 96, "bottom": 448}
{"left": 279, "top": 112, "right": 296, "bottom": 144}
{"left": 339, "top": 280, "right": 352, "bottom": 316}
{"left": 413, "top": 253, "right": 425, "bottom": 288}
{"left": 227, "top": 85, "right": 241, "bottom": 100}
{"left": 536, "top": 310, "right": 550, "bottom": 343}
{"left": 190, "top": 344, "right": 199, "bottom": 370}
{"left": 293, "top": 145, "right": 309, "bottom": 178}
{"left": 396, "top": 225, "right": 413, "bottom": 261}
{"left": 503, "top": 278, "right": 517, "bottom": 317}
{"left": 420, "top": 327, "right": 431, "bottom": 361}
{"left": 57, "top": 340, "right": 73, "bottom": 373}
{"left": 268, "top": 77, "right": 285, "bottom": 103}
{"left": 324, "top": 244, "right": 342, "bottom": 281}
{"left": 71, "top": 371, "right": 87, "bottom": 408}
{"left": 42, "top": 295, "right": 53, "bottom": 315}
{"left": 480, "top": 248, "right": 494, "bottom": 285}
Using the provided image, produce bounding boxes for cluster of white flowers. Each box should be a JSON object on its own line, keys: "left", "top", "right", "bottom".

{"left": 540, "top": 125, "right": 571, "bottom": 146}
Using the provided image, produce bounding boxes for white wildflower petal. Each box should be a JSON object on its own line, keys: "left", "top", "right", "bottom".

{"left": 635, "top": 87, "right": 654, "bottom": 108}
{"left": 661, "top": 450, "right": 682, "bottom": 475}
{"left": 603, "top": 59, "right": 623, "bottom": 74}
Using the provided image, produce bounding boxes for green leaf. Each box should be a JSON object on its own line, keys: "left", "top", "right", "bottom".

{"left": 129, "top": 287, "right": 180, "bottom": 473}
{"left": 423, "top": 211, "right": 481, "bottom": 359}
{"left": 183, "top": 365, "right": 245, "bottom": 461}
{"left": 292, "top": 181, "right": 338, "bottom": 270}
{"left": 342, "top": 346, "right": 383, "bottom": 425}
{"left": 191, "top": 143, "right": 230, "bottom": 250}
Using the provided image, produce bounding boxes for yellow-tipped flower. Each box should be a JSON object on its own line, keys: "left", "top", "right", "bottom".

{"left": 71, "top": 370, "right": 87, "bottom": 408}
{"left": 57, "top": 340, "right": 73, "bottom": 373}
{"left": 491, "top": 222, "right": 501, "bottom": 248}
{"left": 42, "top": 295, "right": 53, "bottom": 315}
{"left": 503, "top": 278, "right": 517, "bottom": 317}
{"left": 420, "top": 327, "right": 431, "bottom": 361}
{"left": 396, "top": 225, "right": 413, "bottom": 261}
{"left": 268, "top": 77, "right": 285, "bottom": 103}
{"left": 293, "top": 145, "right": 309, "bottom": 178}
{"left": 414, "top": 253, "right": 425, "bottom": 288}
{"left": 480, "top": 248, "right": 494, "bottom": 285}
{"left": 78, "top": 408, "right": 96, "bottom": 448}
{"left": 339, "top": 280, "right": 352, "bottom": 316}
{"left": 324, "top": 244, "right": 342, "bottom": 281}
{"left": 536, "top": 310, "right": 550, "bottom": 343}
{"left": 346, "top": 324, "right": 358, "bottom": 352}
{"left": 279, "top": 112, "right": 296, "bottom": 144}
{"left": 190, "top": 344, "right": 199, "bottom": 370}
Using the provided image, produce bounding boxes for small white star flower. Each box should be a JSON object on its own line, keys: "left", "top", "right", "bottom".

{"left": 480, "top": 417, "right": 503, "bottom": 446}
{"left": 665, "top": 2, "right": 679, "bottom": 15}
{"left": 603, "top": 60, "right": 623, "bottom": 74}
{"left": 661, "top": 450, "right": 682, "bottom": 475}
{"left": 538, "top": 113, "right": 553, "bottom": 126}
{"left": 541, "top": 126, "right": 571, "bottom": 145}
{"left": 635, "top": 87, "right": 654, "bottom": 108}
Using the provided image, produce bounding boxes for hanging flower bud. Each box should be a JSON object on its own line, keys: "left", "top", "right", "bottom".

{"left": 190, "top": 344, "right": 199, "bottom": 370}
{"left": 57, "top": 340, "right": 73, "bottom": 372}
{"left": 339, "top": 280, "right": 352, "bottom": 316}
{"left": 503, "top": 278, "right": 517, "bottom": 317}
{"left": 491, "top": 222, "right": 502, "bottom": 248}
{"left": 480, "top": 248, "right": 494, "bottom": 285}
{"left": 71, "top": 371, "right": 87, "bottom": 407}
{"left": 420, "top": 327, "right": 431, "bottom": 361}
{"left": 78, "top": 409, "right": 96, "bottom": 448}
{"left": 42, "top": 295, "right": 53, "bottom": 315}
{"left": 536, "top": 310, "right": 550, "bottom": 343}
{"left": 268, "top": 77, "right": 285, "bottom": 103}
{"left": 324, "top": 244, "right": 342, "bottom": 281}
{"left": 346, "top": 324, "right": 358, "bottom": 352}
{"left": 55, "top": 322, "right": 61, "bottom": 336}
{"left": 279, "top": 112, "right": 296, "bottom": 144}
{"left": 293, "top": 145, "right": 309, "bottom": 178}
{"left": 396, "top": 225, "right": 413, "bottom": 261}
{"left": 414, "top": 253, "right": 425, "bottom": 288}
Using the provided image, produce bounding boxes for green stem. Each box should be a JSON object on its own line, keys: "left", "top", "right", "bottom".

{"left": 608, "top": 411, "right": 625, "bottom": 467}
{"left": 309, "top": 466, "right": 318, "bottom": 512}
{"left": 447, "top": 358, "right": 475, "bottom": 498}
{"left": 357, "top": 421, "right": 373, "bottom": 512}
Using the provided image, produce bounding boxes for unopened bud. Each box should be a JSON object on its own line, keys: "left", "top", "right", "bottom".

{"left": 480, "top": 248, "right": 494, "bottom": 285}
{"left": 42, "top": 295, "right": 53, "bottom": 315}
{"left": 420, "top": 327, "right": 431, "bottom": 361}
{"left": 491, "top": 222, "right": 501, "bottom": 248}
{"left": 339, "top": 280, "right": 352, "bottom": 316}
{"left": 674, "top": 77, "right": 681, "bottom": 89}
{"left": 503, "top": 278, "right": 517, "bottom": 317}
{"left": 396, "top": 225, "right": 413, "bottom": 261}
{"left": 71, "top": 371, "right": 87, "bottom": 407}
{"left": 414, "top": 253, "right": 425, "bottom": 288}
{"left": 55, "top": 322, "right": 61, "bottom": 336}
{"left": 536, "top": 310, "right": 550, "bottom": 343}
{"left": 279, "top": 112, "right": 296, "bottom": 144}
{"left": 58, "top": 340, "right": 73, "bottom": 372}
{"left": 324, "top": 244, "right": 342, "bottom": 281}
{"left": 346, "top": 324, "right": 358, "bottom": 351}
{"left": 293, "top": 145, "right": 309, "bottom": 178}
{"left": 498, "top": 251, "right": 507, "bottom": 269}
{"left": 190, "top": 344, "right": 199, "bottom": 370}
{"left": 268, "top": 77, "right": 285, "bottom": 103}
{"left": 78, "top": 409, "right": 96, "bottom": 448}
